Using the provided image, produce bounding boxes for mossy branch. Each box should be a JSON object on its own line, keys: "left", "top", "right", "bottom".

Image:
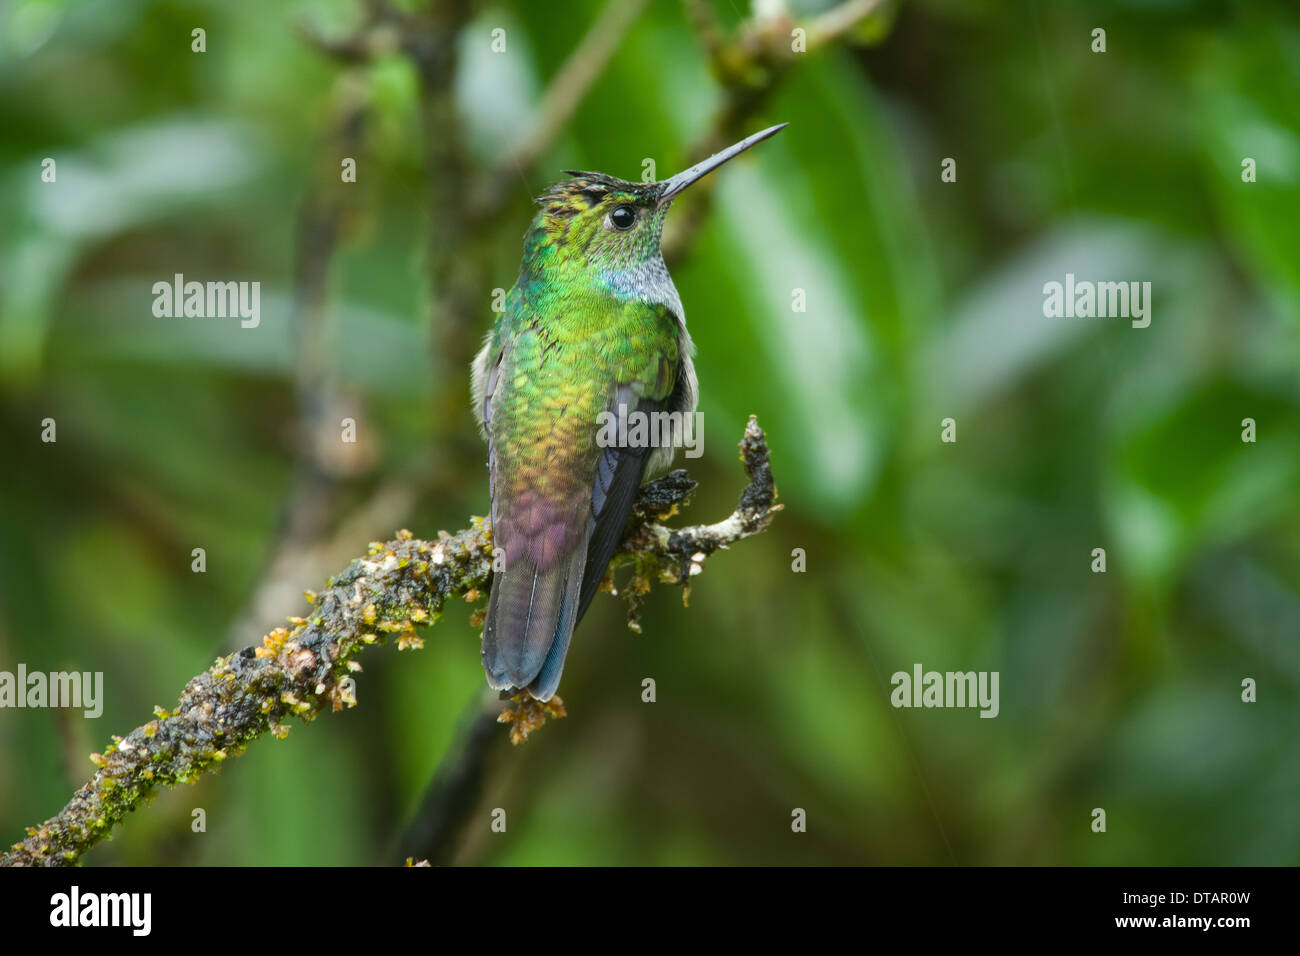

{"left": 3, "top": 417, "right": 779, "bottom": 867}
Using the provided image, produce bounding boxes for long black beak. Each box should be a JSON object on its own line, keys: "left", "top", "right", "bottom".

{"left": 656, "top": 123, "right": 788, "bottom": 206}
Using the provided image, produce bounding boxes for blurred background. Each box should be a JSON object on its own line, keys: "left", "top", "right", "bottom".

{"left": 2, "top": 0, "right": 1299, "bottom": 865}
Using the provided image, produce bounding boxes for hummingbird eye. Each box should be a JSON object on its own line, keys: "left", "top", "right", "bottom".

{"left": 609, "top": 205, "right": 637, "bottom": 230}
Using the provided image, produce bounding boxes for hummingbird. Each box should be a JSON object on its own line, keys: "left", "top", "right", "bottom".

{"left": 472, "top": 123, "right": 786, "bottom": 701}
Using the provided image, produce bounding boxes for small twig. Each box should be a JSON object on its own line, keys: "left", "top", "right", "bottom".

{"left": 805, "top": 0, "right": 888, "bottom": 50}
{"left": 226, "top": 83, "right": 373, "bottom": 651}
{"left": 3, "top": 417, "right": 778, "bottom": 867}
{"left": 480, "top": 0, "right": 652, "bottom": 214}
{"left": 681, "top": 0, "right": 728, "bottom": 68}
{"left": 664, "top": 0, "right": 887, "bottom": 262}
{"left": 394, "top": 688, "right": 503, "bottom": 865}
{"left": 296, "top": 0, "right": 413, "bottom": 64}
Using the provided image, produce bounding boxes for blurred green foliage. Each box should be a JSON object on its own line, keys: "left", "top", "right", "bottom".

{"left": 1, "top": 0, "right": 1298, "bottom": 865}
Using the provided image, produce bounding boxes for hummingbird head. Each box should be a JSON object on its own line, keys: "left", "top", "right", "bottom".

{"left": 529, "top": 173, "right": 670, "bottom": 282}
{"left": 519, "top": 123, "right": 787, "bottom": 298}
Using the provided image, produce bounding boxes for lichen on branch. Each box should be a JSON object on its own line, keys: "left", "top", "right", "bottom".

{"left": 3, "top": 416, "right": 778, "bottom": 867}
